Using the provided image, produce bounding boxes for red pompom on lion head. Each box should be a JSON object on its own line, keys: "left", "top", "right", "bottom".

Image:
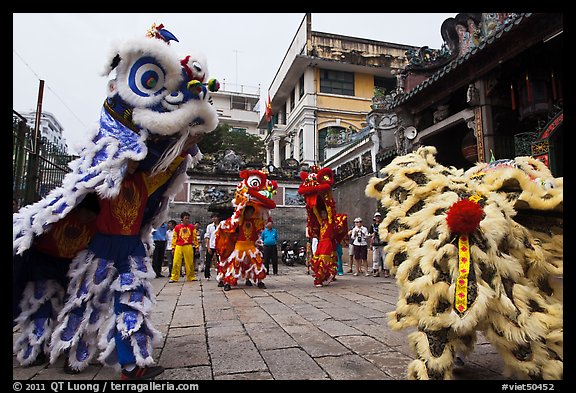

{"left": 446, "top": 198, "right": 484, "bottom": 234}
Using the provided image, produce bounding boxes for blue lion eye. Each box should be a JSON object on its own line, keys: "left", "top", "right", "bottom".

{"left": 128, "top": 56, "right": 166, "bottom": 97}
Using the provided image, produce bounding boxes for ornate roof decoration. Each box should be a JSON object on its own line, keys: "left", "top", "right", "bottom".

{"left": 189, "top": 149, "right": 308, "bottom": 180}
{"left": 371, "top": 91, "right": 399, "bottom": 111}
{"left": 392, "top": 13, "right": 527, "bottom": 107}
{"left": 405, "top": 45, "right": 453, "bottom": 71}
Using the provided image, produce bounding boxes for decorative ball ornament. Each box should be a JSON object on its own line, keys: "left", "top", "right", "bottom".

{"left": 207, "top": 78, "right": 220, "bottom": 92}
{"left": 187, "top": 80, "right": 203, "bottom": 95}
{"left": 446, "top": 198, "right": 483, "bottom": 234}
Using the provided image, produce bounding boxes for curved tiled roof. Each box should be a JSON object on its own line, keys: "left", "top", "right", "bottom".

{"left": 391, "top": 13, "right": 532, "bottom": 108}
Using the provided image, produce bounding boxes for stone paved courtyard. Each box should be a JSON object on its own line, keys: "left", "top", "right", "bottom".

{"left": 14, "top": 262, "right": 510, "bottom": 381}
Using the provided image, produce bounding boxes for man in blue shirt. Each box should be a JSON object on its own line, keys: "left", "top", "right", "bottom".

{"left": 260, "top": 220, "right": 279, "bottom": 275}
{"left": 151, "top": 222, "right": 168, "bottom": 278}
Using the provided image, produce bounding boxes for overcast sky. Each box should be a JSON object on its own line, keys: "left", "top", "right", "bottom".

{"left": 13, "top": 13, "right": 455, "bottom": 154}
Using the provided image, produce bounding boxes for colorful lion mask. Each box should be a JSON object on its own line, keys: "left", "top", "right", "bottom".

{"left": 13, "top": 23, "right": 220, "bottom": 256}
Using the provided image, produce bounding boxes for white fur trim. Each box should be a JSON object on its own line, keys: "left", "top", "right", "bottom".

{"left": 133, "top": 98, "right": 218, "bottom": 136}
{"left": 97, "top": 315, "right": 121, "bottom": 371}
{"left": 102, "top": 36, "right": 182, "bottom": 93}
{"left": 13, "top": 123, "right": 149, "bottom": 256}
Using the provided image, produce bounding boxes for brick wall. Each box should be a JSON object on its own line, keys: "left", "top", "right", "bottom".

{"left": 166, "top": 172, "right": 378, "bottom": 262}
{"left": 332, "top": 172, "right": 379, "bottom": 229}
{"left": 168, "top": 202, "right": 308, "bottom": 251}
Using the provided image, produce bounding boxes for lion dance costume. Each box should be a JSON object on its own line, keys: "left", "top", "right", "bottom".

{"left": 215, "top": 170, "right": 277, "bottom": 290}
{"left": 365, "top": 146, "right": 562, "bottom": 380}
{"left": 298, "top": 166, "right": 348, "bottom": 287}
{"left": 12, "top": 24, "right": 220, "bottom": 376}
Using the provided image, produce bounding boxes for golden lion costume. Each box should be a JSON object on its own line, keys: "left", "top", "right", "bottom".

{"left": 365, "top": 146, "right": 562, "bottom": 380}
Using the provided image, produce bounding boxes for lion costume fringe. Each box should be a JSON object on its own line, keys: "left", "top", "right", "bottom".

{"left": 13, "top": 23, "right": 220, "bottom": 374}
{"left": 365, "top": 146, "right": 562, "bottom": 380}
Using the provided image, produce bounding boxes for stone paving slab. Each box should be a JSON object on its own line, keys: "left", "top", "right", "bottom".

{"left": 159, "top": 326, "right": 210, "bottom": 368}
{"left": 234, "top": 305, "right": 278, "bottom": 324}
{"left": 159, "top": 366, "right": 212, "bottom": 380}
{"left": 208, "top": 334, "right": 268, "bottom": 376}
{"left": 243, "top": 322, "right": 299, "bottom": 351}
{"left": 215, "top": 371, "right": 273, "bottom": 380}
{"left": 290, "top": 303, "right": 333, "bottom": 321}
{"left": 13, "top": 263, "right": 514, "bottom": 381}
{"left": 337, "top": 335, "right": 393, "bottom": 355}
{"left": 315, "top": 318, "right": 365, "bottom": 337}
{"left": 261, "top": 347, "right": 330, "bottom": 380}
{"left": 363, "top": 350, "right": 414, "bottom": 379}
{"left": 315, "top": 353, "right": 391, "bottom": 380}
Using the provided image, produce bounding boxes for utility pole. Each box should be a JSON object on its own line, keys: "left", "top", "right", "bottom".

{"left": 25, "top": 79, "right": 44, "bottom": 205}
{"left": 233, "top": 49, "right": 242, "bottom": 88}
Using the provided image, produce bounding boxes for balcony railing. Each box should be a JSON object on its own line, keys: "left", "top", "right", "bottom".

{"left": 218, "top": 81, "right": 260, "bottom": 96}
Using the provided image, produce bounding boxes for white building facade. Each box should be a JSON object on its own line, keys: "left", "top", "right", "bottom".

{"left": 21, "top": 110, "right": 68, "bottom": 152}
{"left": 210, "top": 83, "right": 263, "bottom": 138}
{"left": 257, "top": 13, "right": 416, "bottom": 174}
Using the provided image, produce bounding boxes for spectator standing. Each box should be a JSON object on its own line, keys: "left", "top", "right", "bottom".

{"left": 165, "top": 220, "right": 177, "bottom": 278}
{"left": 346, "top": 227, "right": 355, "bottom": 273}
{"left": 204, "top": 213, "right": 220, "bottom": 280}
{"left": 170, "top": 212, "right": 199, "bottom": 282}
{"left": 194, "top": 221, "right": 204, "bottom": 273}
{"left": 336, "top": 241, "right": 344, "bottom": 276}
{"left": 151, "top": 222, "right": 168, "bottom": 278}
{"left": 261, "top": 220, "right": 279, "bottom": 275}
{"left": 369, "top": 212, "right": 389, "bottom": 277}
{"left": 351, "top": 217, "right": 369, "bottom": 276}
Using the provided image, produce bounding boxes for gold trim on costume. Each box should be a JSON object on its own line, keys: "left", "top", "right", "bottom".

{"left": 143, "top": 156, "right": 185, "bottom": 195}
{"left": 112, "top": 179, "right": 141, "bottom": 234}
{"left": 52, "top": 222, "right": 92, "bottom": 259}
{"left": 454, "top": 234, "right": 471, "bottom": 317}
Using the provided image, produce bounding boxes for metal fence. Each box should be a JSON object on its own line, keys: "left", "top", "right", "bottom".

{"left": 13, "top": 110, "right": 77, "bottom": 208}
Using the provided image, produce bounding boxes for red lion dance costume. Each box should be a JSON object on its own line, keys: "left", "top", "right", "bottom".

{"left": 215, "top": 170, "right": 277, "bottom": 290}
{"left": 298, "top": 166, "right": 348, "bottom": 287}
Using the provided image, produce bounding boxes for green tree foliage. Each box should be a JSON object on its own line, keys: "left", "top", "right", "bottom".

{"left": 197, "top": 123, "right": 228, "bottom": 153}
{"left": 198, "top": 123, "right": 265, "bottom": 162}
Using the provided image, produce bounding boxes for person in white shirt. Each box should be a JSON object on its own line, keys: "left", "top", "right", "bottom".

{"left": 346, "top": 227, "right": 355, "bottom": 273}
{"left": 194, "top": 221, "right": 204, "bottom": 273}
{"left": 369, "top": 212, "right": 389, "bottom": 278}
{"left": 203, "top": 213, "right": 221, "bottom": 281}
{"left": 351, "top": 217, "right": 369, "bottom": 276}
{"left": 165, "top": 220, "right": 177, "bottom": 278}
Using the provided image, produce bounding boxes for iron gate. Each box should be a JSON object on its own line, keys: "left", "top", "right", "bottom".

{"left": 13, "top": 110, "right": 77, "bottom": 208}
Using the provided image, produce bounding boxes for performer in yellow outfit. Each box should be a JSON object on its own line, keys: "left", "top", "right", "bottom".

{"left": 170, "top": 211, "right": 199, "bottom": 282}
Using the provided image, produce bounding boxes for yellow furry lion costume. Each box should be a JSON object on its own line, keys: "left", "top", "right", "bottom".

{"left": 365, "top": 146, "right": 562, "bottom": 380}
